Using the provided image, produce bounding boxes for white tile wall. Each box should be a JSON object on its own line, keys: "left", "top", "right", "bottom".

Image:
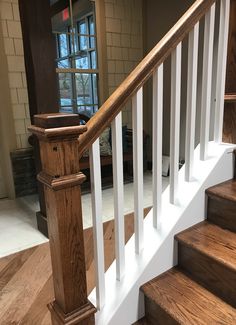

{"left": 104, "top": 0, "right": 143, "bottom": 127}
{"left": 0, "top": 0, "right": 30, "bottom": 149}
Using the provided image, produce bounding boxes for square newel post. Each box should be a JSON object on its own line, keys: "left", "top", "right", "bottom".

{"left": 29, "top": 113, "right": 96, "bottom": 325}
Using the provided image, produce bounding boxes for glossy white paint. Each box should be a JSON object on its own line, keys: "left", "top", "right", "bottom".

{"left": 185, "top": 23, "right": 199, "bottom": 182}
{"left": 214, "top": 0, "right": 230, "bottom": 143}
{"left": 170, "top": 43, "right": 182, "bottom": 204}
{"left": 89, "top": 139, "right": 106, "bottom": 309}
{"left": 111, "top": 113, "right": 125, "bottom": 281}
{"left": 152, "top": 65, "right": 163, "bottom": 229}
{"left": 200, "top": 4, "right": 216, "bottom": 160}
{"left": 132, "top": 88, "right": 144, "bottom": 254}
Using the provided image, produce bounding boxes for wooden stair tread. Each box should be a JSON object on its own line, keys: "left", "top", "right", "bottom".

{"left": 176, "top": 221, "right": 236, "bottom": 271}
{"left": 141, "top": 267, "right": 236, "bottom": 324}
{"left": 206, "top": 179, "right": 236, "bottom": 202}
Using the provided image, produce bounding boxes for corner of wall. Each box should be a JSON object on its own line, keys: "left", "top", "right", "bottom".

{"left": 0, "top": 0, "right": 32, "bottom": 198}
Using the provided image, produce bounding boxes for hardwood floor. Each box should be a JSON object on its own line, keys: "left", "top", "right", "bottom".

{"left": 0, "top": 243, "right": 52, "bottom": 325}
{"left": 0, "top": 208, "right": 150, "bottom": 324}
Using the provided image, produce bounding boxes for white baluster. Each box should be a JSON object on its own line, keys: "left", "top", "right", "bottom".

{"left": 132, "top": 87, "right": 144, "bottom": 254}
{"left": 185, "top": 23, "right": 199, "bottom": 182}
{"left": 111, "top": 113, "right": 125, "bottom": 281}
{"left": 153, "top": 64, "right": 163, "bottom": 228}
{"left": 200, "top": 4, "right": 216, "bottom": 160}
{"left": 214, "top": 0, "right": 230, "bottom": 143}
{"left": 89, "top": 139, "right": 105, "bottom": 309}
{"left": 170, "top": 43, "right": 182, "bottom": 205}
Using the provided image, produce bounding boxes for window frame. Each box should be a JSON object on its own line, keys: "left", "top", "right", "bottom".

{"left": 54, "top": 10, "right": 99, "bottom": 117}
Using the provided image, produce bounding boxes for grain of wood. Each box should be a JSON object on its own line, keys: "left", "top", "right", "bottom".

{"left": 176, "top": 221, "right": 236, "bottom": 270}
{"left": 141, "top": 268, "right": 236, "bottom": 324}
{"left": 0, "top": 208, "right": 150, "bottom": 324}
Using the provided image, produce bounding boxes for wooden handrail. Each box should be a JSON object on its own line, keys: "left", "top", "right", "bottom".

{"left": 78, "top": 0, "right": 216, "bottom": 156}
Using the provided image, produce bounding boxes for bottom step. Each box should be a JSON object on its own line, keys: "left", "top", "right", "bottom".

{"left": 141, "top": 268, "right": 236, "bottom": 324}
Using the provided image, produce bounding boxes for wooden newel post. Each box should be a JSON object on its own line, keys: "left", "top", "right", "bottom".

{"left": 29, "top": 113, "right": 96, "bottom": 325}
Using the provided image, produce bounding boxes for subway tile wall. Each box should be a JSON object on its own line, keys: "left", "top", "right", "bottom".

{"left": 104, "top": 0, "right": 143, "bottom": 128}
{"left": 0, "top": 0, "right": 30, "bottom": 149}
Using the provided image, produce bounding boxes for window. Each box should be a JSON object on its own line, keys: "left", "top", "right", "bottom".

{"left": 52, "top": 2, "right": 99, "bottom": 118}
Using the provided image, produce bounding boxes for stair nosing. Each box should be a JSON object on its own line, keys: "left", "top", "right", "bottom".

{"left": 141, "top": 267, "right": 236, "bottom": 324}
{"left": 175, "top": 222, "right": 236, "bottom": 272}
{"left": 141, "top": 270, "right": 184, "bottom": 323}
{"left": 206, "top": 179, "right": 236, "bottom": 203}
{"left": 206, "top": 190, "right": 236, "bottom": 203}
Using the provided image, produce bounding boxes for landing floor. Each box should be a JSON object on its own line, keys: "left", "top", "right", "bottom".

{"left": 0, "top": 172, "right": 169, "bottom": 257}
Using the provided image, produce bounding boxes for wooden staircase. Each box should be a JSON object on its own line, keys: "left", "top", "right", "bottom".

{"left": 136, "top": 178, "right": 236, "bottom": 324}
{"left": 17, "top": 0, "right": 231, "bottom": 322}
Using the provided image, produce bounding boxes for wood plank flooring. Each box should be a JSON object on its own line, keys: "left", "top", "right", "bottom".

{"left": 0, "top": 208, "right": 150, "bottom": 324}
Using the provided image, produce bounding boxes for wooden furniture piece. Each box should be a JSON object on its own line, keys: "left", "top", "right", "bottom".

{"left": 223, "top": 0, "right": 236, "bottom": 143}
{"left": 29, "top": 113, "right": 96, "bottom": 325}
{"left": 79, "top": 127, "right": 149, "bottom": 194}
{"left": 78, "top": 113, "right": 136, "bottom": 172}
{"left": 80, "top": 151, "right": 133, "bottom": 171}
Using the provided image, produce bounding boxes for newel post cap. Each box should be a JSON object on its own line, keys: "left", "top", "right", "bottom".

{"left": 28, "top": 113, "right": 87, "bottom": 140}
